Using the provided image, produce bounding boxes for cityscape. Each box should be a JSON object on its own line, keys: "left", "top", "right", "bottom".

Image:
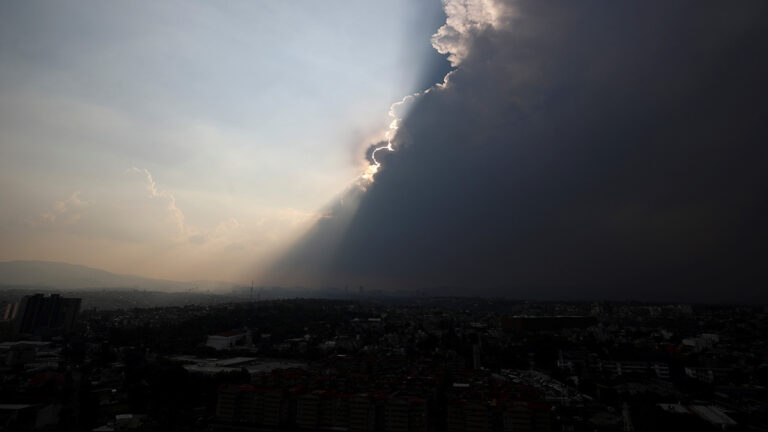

{"left": 1, "top": 291, "right": 767, "bottom": 430}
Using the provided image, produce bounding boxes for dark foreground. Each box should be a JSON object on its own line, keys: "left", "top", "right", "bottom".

{"left": 1, "top": 297, "right": 767, "bottom": 431}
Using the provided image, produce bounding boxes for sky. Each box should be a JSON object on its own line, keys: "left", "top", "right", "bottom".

{"left": 3, "top": 1, "right": 767, "bottom": 302}
{"left": 0, "top": 0, "right": 448, "bottom": 281}
{"left": 268, "top": 0, "right": 768, "bottom": 302}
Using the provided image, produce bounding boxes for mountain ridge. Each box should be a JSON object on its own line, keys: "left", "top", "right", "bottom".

{"left": 0, "top": 260, "right": 236, "bottom": 292}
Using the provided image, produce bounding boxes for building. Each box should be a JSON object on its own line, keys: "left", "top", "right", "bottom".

{"left": 682, "top": 333, "right": 719, "bottom": 352}
{"left": 13, "top": 294, "right": 81, "bottom": 336}
{"left": 349, "top": 393, "right": 381, "bottom": 432}
{"left": 499, "top": 401, "right": 551, "bottom": 432}
{"left": 206, "top": 329, "right": 251, "bottom": 350}
{"left": 0, "top": 341, "right": 52, "bottom": 368}
{"left": 384, "top": 395, "right": 427, "bottom": 432}
{"left": 447, "top": 400, "right": 491, "bottom": 431}
{"left": 593, "top": 360, "right": 670, "bottom": 379}
{"left": 684, "top": 367, "right": 733, "bottom": 384}
{"left": 215, "top": 384, "right": 285, "bottom": 429}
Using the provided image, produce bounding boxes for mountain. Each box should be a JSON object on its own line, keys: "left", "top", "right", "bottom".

{"left": 0, "top": 260, "right": 235, "bottom": 292}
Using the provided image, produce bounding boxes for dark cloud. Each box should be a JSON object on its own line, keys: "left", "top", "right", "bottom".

{"left": 267, "top": 0, "right": 768, "bottom": 302}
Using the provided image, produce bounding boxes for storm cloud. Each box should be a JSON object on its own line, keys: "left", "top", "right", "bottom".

{"left": 266, "top": 0, "right": 768, "bottom": 302}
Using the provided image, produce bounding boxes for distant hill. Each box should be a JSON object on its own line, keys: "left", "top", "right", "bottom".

{"left": 0, "top": 260, "right": 235, "bottom": 292}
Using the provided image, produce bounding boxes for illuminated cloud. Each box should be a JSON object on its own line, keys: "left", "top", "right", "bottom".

{"left": 361, "top": 95, "right": 417, "bottom": 182}
{"left": 129, "top": 167, "right": 187, "bottom": 239}
{"left": 431, "top": 0, "right": 509, "bottom": 66}
{"left": 37, "top": 191, "right": 89, "bottom": 226}
{"left": 361, "top": 0, "right": 504, "bottom": 183}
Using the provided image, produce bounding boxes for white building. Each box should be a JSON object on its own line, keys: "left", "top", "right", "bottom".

{"left": 206, "top": 330, "right": 249, "bottom": 350}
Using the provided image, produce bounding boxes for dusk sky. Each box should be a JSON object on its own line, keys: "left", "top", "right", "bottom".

{"left": 2, "top": 1, "right": 767, "bottom": 301}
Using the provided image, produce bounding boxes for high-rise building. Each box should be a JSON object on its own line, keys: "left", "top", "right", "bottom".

{"left": 13, "top": 294, "right": 81, "bottom": 336}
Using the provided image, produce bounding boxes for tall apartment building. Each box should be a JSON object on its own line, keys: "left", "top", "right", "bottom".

{"left": 13, "top": 294, "right": 81, "bottom": 336}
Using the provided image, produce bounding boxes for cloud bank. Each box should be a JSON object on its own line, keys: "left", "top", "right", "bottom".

{"left": 266, "top": 0, "right": 768, "bottom": 302}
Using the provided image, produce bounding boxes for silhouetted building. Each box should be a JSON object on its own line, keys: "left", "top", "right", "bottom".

{"left": 13, "top": 294, "right": 81, "bottom": 336}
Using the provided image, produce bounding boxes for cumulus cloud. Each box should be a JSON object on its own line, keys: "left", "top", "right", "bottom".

{"left": 268, "top": 0, "right": 768, "bottom": 302}
{"left": 37, "top": 191, "right": 89, "bottom": 226}
{"left": 361, "top": 93, "right": 420, "bottom": 183}
{"left": 128, "top": 167, "right": 189, "bottom": 238}
{"left": 127, "top": 167, "right": 254, "bottom": 247}
{"left": 431, "top": 0, "right": 509, "bottom": 66}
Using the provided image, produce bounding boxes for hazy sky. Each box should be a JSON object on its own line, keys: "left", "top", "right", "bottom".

{"left": 0, "top": 0, "right": 447, "bottom": 281}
